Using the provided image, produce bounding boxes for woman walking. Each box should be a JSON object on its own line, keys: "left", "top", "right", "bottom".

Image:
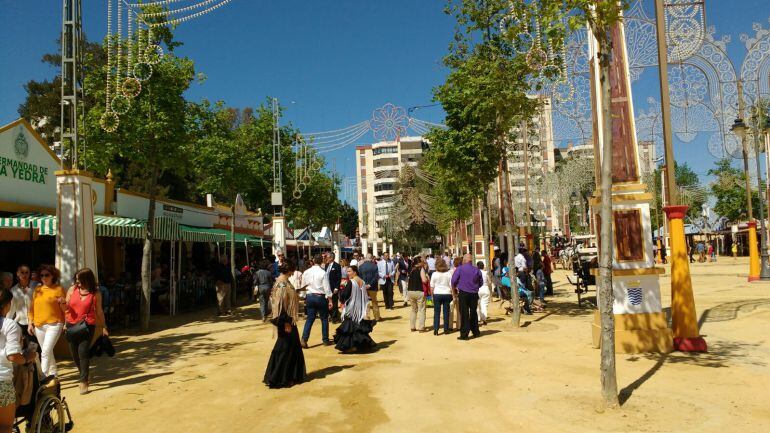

{"left": 0, "top": 290, "right": 37, "bottom": 433}
{"left": 65, "top": 268, "right": 108, "bottom": 394}
{"left": 476, "top": 261, "right": 491, "bottom": 325}
{"left": 429, "top": 258, "right": 452, "bottom": 335}
{"left": 254, "top": 260, "right": 274, "bottom": 322}
{"left": 406, "top": 257, "right": 428, "bottom": 332}
{"left": 333, "top": 266, "right": 376, "bottom": 352}
{"left": 264, "top": 261, "right": 306, "bottom": 389}
{"left": 27, "top": 264, "right": 66, "bottom": 378}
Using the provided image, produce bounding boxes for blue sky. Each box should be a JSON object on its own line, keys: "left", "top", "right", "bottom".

{"left": 1, "top": 0, "right": 768, "bottom": 208}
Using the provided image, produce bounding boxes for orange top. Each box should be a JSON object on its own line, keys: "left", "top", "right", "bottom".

{"left": 29, "top": 284, "right": 66, "bottom": 327}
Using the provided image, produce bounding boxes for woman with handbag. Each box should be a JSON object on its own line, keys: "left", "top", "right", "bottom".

{"left": 27, "top": 264, "right": 66, "bottom": 378}
{"left": 65, "top": 268, "right": 108, "bottom": 395}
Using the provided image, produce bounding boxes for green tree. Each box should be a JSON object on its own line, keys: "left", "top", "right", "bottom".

{"left": 647, "top": 162, "right": 708, "bottom": 227}
{"left": 708, "top": 158, "right": 760, "bottom": 222}
{"left": 338, "top": 202, "right": 359, "bottom": 238}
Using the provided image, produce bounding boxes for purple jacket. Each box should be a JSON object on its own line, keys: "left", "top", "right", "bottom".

{"left": 451, "top": 263, "right": 482, "bottom": 294}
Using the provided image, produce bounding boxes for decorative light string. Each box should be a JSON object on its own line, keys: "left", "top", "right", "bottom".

{"left": 138, "top": 0, "right": 221, "bottom": 18}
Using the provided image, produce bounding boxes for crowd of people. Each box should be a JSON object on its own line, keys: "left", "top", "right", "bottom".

{"left": 0, "top": 263, "right": 116, "bottom": 432}
{"left": 259, "top": 246, "right": 557, "bottom": 389}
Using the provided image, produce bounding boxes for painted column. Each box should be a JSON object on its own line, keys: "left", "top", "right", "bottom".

{"left": 272, "top": 216, "right": 286, "bottom": 253}
{"left": 748, "top": 221, "right": 760, "bottom": 281}
{"left": 373, "top": 239, "right": 379, "bottom": 258}
{"left": 388, "top": 241, "right": 393, "bottom": 257}
{"left": 362, "top": 237, "right": 369, "bottom": 256}
{"left": 588, "top": 19, "right": 672, "bottom": 353}
{"left": 56, "top": 170, "right": 98, "bottom": 286}
{"left": 664, "top": 205, "right": 707, "bottom": 351}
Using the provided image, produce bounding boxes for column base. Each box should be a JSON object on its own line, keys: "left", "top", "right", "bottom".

{"left": 592, "top": 311, "right": 673, "bottom": 354}
{"left": 673, "top": 336, "right": 707, "bottom": 352}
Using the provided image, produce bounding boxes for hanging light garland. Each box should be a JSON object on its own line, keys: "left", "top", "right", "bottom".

{"left": 101, "top": 0, "right": 233, "bottom": 132}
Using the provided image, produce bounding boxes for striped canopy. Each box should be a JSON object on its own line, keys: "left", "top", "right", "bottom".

{"left": 0, "top": 213, "right": 56, "bottom": 236}
{"left": 94, "top": 215, "right": 145, "bottom": 239}
{"left": 179, "top": 225, "right": 228, "bottom": 243}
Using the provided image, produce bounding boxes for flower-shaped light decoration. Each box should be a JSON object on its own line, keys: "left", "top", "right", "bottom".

{"left": 371, "top": 103, "right": 407, "bottom": 141}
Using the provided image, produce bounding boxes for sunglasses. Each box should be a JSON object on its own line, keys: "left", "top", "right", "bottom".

{"left": 19, "top": 271, "right": 30, "bottom": 274}
{"left": 40, "top": 273, "right": 52, "bottom": 278}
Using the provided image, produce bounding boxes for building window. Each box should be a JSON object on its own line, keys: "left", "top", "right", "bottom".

{"left": 374, "top": 183, "right": 395, "bottom": 192}
{"left": 373, "top": 146, "right": 398, "bottom": 155}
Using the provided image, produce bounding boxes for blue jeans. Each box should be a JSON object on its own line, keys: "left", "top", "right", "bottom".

{"left": 433, "top": 294, "right": 452, "bottom": 332}
{"left": 257, "top": 286, "right": 271, "bottom": 320}
{"left": 302, "top": 294, "right": 330, "bottom": 343}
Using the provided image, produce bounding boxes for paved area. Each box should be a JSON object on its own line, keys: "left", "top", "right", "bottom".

{"left": 57, "top": 257, "right": 770, "bottom": 432}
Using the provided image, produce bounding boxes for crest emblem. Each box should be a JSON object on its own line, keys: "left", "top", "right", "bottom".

{"left": 14, "top": 130, "right": 29, "bottom": 160}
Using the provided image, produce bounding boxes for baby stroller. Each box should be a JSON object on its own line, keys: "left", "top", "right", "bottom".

{"left": 13, "top": 360, "right": 74, "bottom": 432}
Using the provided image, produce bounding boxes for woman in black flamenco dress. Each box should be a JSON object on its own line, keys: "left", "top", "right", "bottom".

{"left": 264, "top": 261, "right": 306, "bottom": 388}
{"left": 333, "top": 265, "right": 377, "bottom": 352}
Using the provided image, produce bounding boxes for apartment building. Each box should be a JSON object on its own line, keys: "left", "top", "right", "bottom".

{"left": 506, "top": 96, "right": 558, "bottom": 233}
{"left": 355, "top": 136, "right": 426, "bottom": 252}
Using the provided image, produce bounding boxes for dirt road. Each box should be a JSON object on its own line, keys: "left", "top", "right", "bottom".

{"left": 58, "top": 258, "right": 770, "bottom": 432}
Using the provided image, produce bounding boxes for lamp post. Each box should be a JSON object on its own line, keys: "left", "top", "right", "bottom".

{"left": 731, "top": 115, "right": 761, "bottom": 280}
{"left": 731, "top": 106, "right": 770, "bottom": 281}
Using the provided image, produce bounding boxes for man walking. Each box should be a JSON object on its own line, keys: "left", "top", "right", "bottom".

{"left": 378, "top": 252, "right": 396, "bottom": 310}
{"left": 324, "top": 252, "right": 342, "bottom": 324}
{"left": 396, "top": 253, "right": 410, "bottom": 307}
{"left": 426, "top": 254, "right": 437, "bottom": 277}
{"left": 301, "top": 254, "right": 333, "bottom": 348}
{"left": 359, "top": 254, "right": 381, "bottom": 320}
{"left": 214, "top": 256, "right": 233, "bottom": 316}
{"left": 451, "top": 254, "right": 482, "bottom": 340}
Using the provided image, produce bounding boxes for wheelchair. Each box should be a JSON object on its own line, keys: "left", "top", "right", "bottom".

{"left": 13, "top": 364, "right": 74, "bottom": 433}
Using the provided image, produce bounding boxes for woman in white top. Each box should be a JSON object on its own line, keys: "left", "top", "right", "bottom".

{"left": 429, "top": 258, "right": 453, "bottom": 336}
{"left": 0, "top": 289, "right": 37, "bottom": 432}
{"left": 476, "top": 261, "right": 491, "bottom": 325}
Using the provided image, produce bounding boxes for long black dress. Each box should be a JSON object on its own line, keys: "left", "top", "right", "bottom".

{"left": 333, "top": 279, "right": 377, "bottom": 352}
{"left": 263, "top": 311, "right": 306, "bottom": 388}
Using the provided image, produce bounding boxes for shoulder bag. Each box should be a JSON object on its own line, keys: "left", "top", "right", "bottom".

{"left": 66, "top": 291, "right": 95, "bottom": 340}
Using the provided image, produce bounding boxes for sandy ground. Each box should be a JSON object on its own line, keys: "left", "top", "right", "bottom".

{"left": 55, "top": 257, "right": 770, "bottom": 433}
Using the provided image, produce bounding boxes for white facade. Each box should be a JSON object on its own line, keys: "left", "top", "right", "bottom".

{"left": 355, "top": 136, "right": 426, "bottom": 247}
{"left": 506, "top": 96, "right": 558, "bottom": 232}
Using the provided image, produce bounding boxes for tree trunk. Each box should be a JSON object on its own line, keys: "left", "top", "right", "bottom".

{"left": 598, "top": 44, "right": 619, "bottom": 408}
{"left": 141, "top": 164, "right": 160, "bottom": 331}
{"left": 502, "top": 156, "right": 521, "bottom": 327}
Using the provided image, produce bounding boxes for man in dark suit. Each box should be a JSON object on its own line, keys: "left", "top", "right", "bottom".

{"left": 324, "top": 252, "right": 343, "bottom": 323}
{"left": 358, "top": 254, "right": 381, "bottom": 320}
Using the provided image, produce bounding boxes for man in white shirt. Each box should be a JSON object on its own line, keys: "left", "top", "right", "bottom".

{"left": 514, "top": 248, "right": 528, "bottom": 272}
{"left": 9, "top": 264, "right": 35, "bottom": 339}
{"left": 300, "top": 254, "right": 333, "bottom": 348}
{"left": 426, "top": 255, "right": 437, "bottom": 276}
{"left": 377, "top": 253, "right": 396, "bottom": 310}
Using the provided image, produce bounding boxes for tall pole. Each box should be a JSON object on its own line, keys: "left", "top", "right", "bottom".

{"left": 61, "top": 0, "right": 82, "bottom": 169}
{"left": 736, "top": 81, "right": 761, "bottom": 279}
{"left": 655, "top": 0, "right": 706, "bottom": 351}
{"left": 752, "top": 104, "right": 770, "bottom": 280}
{"left": 521, "top": 122, "right": 531, "bottom": 250}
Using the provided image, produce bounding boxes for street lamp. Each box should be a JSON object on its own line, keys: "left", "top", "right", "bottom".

{"left": 730, "top": 116, "right": 770, "bottom": 280}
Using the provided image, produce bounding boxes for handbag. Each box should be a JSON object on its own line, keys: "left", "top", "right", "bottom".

{"left": 66, "top": 291, "right": 95, "bottom": 339}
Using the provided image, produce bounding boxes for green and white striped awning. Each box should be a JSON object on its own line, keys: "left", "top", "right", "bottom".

{"left": 94, "top": 215, "right": 145, "bottom": 239}
{"left": 1, "top": 213, "right": 260, "bottom": 245}
{"left": 179, "top": 225, "right": 228, "bottom": 243}
{"left": 0, "top": 213, "right": 56, "bottom": 236}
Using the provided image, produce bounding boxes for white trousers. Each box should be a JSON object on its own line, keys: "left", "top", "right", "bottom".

{"left": 477, "top": 286, "right": 491, "bottom": 321}
{"left": 35, "top": 323, "right": 63, "bottom": 377}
